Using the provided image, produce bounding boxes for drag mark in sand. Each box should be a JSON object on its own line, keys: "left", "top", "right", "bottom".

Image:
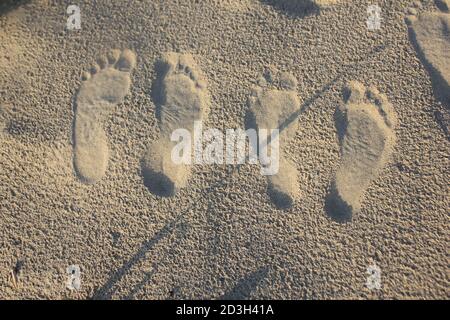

{"left": 73, "top": 49, "right": 136, "bottom": 184}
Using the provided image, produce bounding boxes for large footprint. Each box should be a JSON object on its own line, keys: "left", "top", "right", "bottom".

{"left": 247, "top": 69, "right": 300, "bottom": 209}
{"left": 406, "top": 0, "right": 450, "bottom": 106}
{"left": 73, "top": 49, "right": 136, "bottom": 184}
{"left": 326, "top": 81, "right": 397, "bottom": 222}
{"left": 142, "top": 52, "right": 209, "bottom": 197}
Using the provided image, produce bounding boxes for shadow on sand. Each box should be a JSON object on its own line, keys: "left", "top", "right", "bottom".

{"left": 260, "top": 0, "right": 320, "bottom": 18}
{"left": 92, "top": 216, "right": 188, "bottom": 299}
{"left": 0, "top": 0, "right": 29, "bottom": 16}
{"left": 219, "top": 266, "right": 269, "bottom": 300}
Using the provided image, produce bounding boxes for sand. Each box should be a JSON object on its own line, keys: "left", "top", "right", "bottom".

{"left": 0, "top": 0, "right": 448, "bottom": 299}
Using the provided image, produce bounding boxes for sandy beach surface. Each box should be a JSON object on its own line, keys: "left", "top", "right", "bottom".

{"left": 0, "top": 0, "right": 448, "bottom": 299}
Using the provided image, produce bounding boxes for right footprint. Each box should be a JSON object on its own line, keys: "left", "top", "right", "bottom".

{"left": 406, "top": 0, "right": 450, "bottom": 105}
{"left": 247, "top": 69, "right": 301, "bottom": 209}
{"left": 142, "top": 52, "right": 209, "bottom": 197}
{"left": 326, "top": 81, "right": 397, "bottom": 222}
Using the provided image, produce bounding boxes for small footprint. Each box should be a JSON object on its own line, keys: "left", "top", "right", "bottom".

{"left": 247, "top": 69, "right": 300, "bottom": 209}
{"left": 73, "top": 49, "right": 136, "bottom": 184}
{"left": 326, "top": 81, "right": 397, "bottom": 222}
{"left": 142, "top": 52, "right": 209, "bottom": 197}
{"left": 406, "top": 0, "right": 450, "bottom": 106}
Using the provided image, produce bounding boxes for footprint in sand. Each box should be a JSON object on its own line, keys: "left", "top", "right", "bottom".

{"left": 247, "top": 69, "right": 300, "bottom": 209}
{"left": 73, "top": 49, "right": 136, "bottom": 184}
{"left": 406, "top": 0, "right": 450, "bottom": 106}
{"left": 142, "top": 52, "right": 209, "bottom": 197}
{"left": 326, "top": 81, "right": 397, "bottom": 222}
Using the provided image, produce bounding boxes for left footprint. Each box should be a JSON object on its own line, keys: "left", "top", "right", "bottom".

{"left": 73, "top": 49, "right": 136, "bottom": 184}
